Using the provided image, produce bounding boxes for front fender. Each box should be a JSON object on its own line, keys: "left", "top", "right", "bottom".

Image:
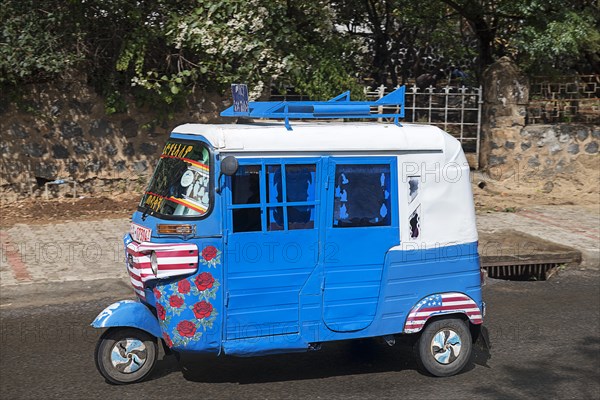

{"left": 91, "top": 300, "right": 162, "bottom": 338}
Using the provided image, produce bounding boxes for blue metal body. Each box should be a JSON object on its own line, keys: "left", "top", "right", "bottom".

{"left": 91, "top": 300, "right": 163, "bottom": 338}
{"left": 92, "top": 102, "right": 483, "bottom": 357}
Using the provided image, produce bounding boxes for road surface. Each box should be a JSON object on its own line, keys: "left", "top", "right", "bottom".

{"left": 1, "top": 269, "right": 598, "bottom": 399}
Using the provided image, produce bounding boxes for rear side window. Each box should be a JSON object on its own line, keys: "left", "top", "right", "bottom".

{"left": 333, "top": 164, "right": 391, "bottom": 228}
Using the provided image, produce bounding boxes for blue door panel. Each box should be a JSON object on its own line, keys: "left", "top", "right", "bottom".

{"left": 228, "top": 289, "right": 299, "bottom": 308}
{"left": 310, "top": 242, "right": 482, "bottom": 341}
{"left": 322, "top": 157, "right": 399, "bottom": 332}
{"left": 323, "top": 284, "right": 381, "bottom": 302}
{"left": 226, "top": 233, "right": 318, "bottom": 272}
{"left": 227, "top": 271, "right": 311, "bottom": 291}
{"left": 376, "top": 244, "right": 481, "bottom": 334}
{"left": 324, "top": 300, "right": 379, "bottom": 319}
{"left": 225, "top": 158, "right": 321, "bottom": 341}
{"left": 324, "top": 267, "right": 383, "bottom": 284}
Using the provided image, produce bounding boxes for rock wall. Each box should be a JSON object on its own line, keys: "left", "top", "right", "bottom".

{"left": 0, "top": 77, "right": 225, "bottom": 202}
{"left": 480, "top": 58, "right": 599, "bottom": 199}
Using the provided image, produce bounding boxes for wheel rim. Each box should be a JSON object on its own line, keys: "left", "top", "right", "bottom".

{"left": 430, "top": 329, "right": 462, "bottom": 365}
{"left": 110, "top": 338, "right": 147, "bottom": 374}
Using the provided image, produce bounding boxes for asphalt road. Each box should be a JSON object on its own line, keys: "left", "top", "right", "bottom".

{"left": 1, "top": 270, "right": 599, "bottom": 400}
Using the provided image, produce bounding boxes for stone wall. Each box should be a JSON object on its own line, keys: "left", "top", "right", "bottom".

{"left": 1, "top": 65, "right": 598, "bottom": 203}
{"left": 486, "top": 124, "right": 599, "bottom": 193}
{"left": 0, "top": 77, "right": 225, "bottom": 202}
{"left": 480, "top": 58, "right": 599, "bottom": 198}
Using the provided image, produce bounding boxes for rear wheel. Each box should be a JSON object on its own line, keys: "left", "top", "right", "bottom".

{"left": 95, "top": 327, "right": 158, "bottom": 384}
{"left": 414, "top": 317, "right": 472, "bottom": 377}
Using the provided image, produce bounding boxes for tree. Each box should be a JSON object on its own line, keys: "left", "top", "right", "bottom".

{"left": 0, "top": 0, "right": 83, "bottom": 84}
{"left": 438, "top": 0, "right": 600, "bottom": 75}
{"left": 116, "top": 0, "right": 364, "bottom": 101}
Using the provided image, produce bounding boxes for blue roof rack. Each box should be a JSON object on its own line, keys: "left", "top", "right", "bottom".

{"left": 221, "top": 86, "right": 405, "bottom": 131}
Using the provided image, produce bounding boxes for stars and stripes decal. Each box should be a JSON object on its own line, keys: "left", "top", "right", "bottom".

{"left": 404, "top": 292, "right": 483, "bottom": 333}
{"left": 126, "top": 241, "right": 199, "bottom": 299}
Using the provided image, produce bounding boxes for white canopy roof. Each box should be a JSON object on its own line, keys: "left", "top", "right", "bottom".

{"left": 171, "top": 122, "right": 460, "bottom": 159}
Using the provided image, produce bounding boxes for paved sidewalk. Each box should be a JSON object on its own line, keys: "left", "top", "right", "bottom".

{"left": 1, "top": 206, "right": 598, "bottom": 287}
{"left": 477, "top": 205, "right": 599, "bottom": 268}
{"left": 1, "top": 219, "right": 129, "bottom": 286}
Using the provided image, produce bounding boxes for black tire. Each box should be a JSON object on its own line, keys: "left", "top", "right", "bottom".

{"left": 95, "top": 327, "right": 158, "bottom": 384}
{"left": 414, "top": 317, "right": 472, "bottom": 377}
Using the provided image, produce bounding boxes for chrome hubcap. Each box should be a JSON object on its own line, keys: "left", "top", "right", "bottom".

{"left": 431, "top": 329, "right": 462, "bottom": 365}
{"left": 110, "top": 339, "right": 147, "bottom": 373}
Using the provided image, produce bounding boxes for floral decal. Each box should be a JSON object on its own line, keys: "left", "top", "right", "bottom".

{"left": 192, "top": 300, "right": 213, "bottom": 319}
{"left": 153, "top": 244, "right": 221, "bottom": 349}
{"left": 178, "top": 279, "right": 191, "bottom": 294}
{"left": 163, "top": 332, "right": 173, "bottom": 348}
{"left": 200, "top": 245, "right": 221, "bottom": 268}
{"left": 156, "top": 303, "right": 166, "bottom": 321}
{"left": 169, "top": 294, "right": 184, "bottom": 308}
{"left": 192, "top": 272, "right": 219, "bottom": 300}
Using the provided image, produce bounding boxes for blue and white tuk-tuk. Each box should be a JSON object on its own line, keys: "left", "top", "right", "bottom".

{"left": 92, "top": 87, "right": 486, "bottom": 383}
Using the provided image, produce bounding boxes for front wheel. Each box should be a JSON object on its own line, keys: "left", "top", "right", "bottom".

{"left": 95, "top": 327, "right": 158, "bottom": 384}
{"left": 414, "top": 317, "right": 472, "bottom": 377}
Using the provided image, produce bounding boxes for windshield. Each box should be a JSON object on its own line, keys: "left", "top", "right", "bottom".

{"left": 139, "top": 140, "right": 211, "bottom": 218}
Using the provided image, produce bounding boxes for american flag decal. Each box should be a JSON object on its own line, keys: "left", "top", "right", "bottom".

{"left": 404, "top": 292, "right": 483, "bottom": 333}
{"left": 126, "top": 241, "right": 199, "bottom": 299}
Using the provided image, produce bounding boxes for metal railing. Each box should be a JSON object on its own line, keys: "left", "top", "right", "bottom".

{"left": 366, "top": 85, "right": 483, "bottom": 168}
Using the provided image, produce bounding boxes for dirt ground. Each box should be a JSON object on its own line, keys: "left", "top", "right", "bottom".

{"left": 0, "top": 194, "right": 137, "bottom": 228}
{"left": 1, "top": 177, "right": 599, "bottom": 228}
{"left": 472, "top": 169, "right": 600, "bottom": 212}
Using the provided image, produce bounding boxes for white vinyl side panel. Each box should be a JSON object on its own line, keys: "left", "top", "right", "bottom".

{"left": 393, "top": 131, "right": 477, "bottom": 250}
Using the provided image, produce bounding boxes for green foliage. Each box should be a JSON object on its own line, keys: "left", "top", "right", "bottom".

{"left": 510, "top": 2, "right": 600, "bottom": 74}
{"left": 129, "top": 0, "right": 363, "bottom": 101}
{"left": 1, "top": 0, "right": 598, "bottom": 110}
{"left": 436, "top": 0, "right": 600, "bottom": 75}
{"left": 0, "top": 0, "right": 83, "bottom": 84}
{"left": 104, "top": 90, "right": 128, "bottom": 115}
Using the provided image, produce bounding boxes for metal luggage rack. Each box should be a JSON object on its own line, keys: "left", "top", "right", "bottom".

{"left": 221, "top": 86, "right": 406, "bottom": 131}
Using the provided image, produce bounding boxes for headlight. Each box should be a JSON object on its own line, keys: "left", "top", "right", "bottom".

{"left": 150, "top": 251, "right": 158, "bottom": 276}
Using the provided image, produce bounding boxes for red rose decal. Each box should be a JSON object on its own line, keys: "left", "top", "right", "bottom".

{"left": 163, "top": 332, "right": 173, "bottom": 348}
{"left": 202, "top": 245, "right": 218, "bottom": 261}
{"left": 178, "top": 279, "right": 191, "bottom": 294}
{"left": 194, "top": 272, "right": 215, "bottom": 291}
{"left": 153, "top": 288, "right": 161, "bottom": 299}
{"left": 193, "top": 300, "right": 213, "bottom": 319}
{"left": 177, "top": 320, "right": 197, "bottom": 337}
{"left": 169, "top": 295, "right": 184, "bottom": 308}
{"left": 156, "top": 303, "right": 166, "bottom": 321}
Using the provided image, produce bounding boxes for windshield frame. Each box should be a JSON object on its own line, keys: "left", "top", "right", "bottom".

{"left": 137, "top": 138, "right": 215, "bottom": 221}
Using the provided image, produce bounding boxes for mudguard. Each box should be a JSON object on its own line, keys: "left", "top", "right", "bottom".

{"left": 403, "top": 292, "right": 483, "bottom": 334}
{"left": 91, "top": 300, "right": 162, "bottom": 338}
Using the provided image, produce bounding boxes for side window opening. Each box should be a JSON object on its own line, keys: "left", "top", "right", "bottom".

{"left": 232, "top": 163, "right": 317, "bottom": 233}
{"left": 286, "top": 164, "right": 316, "bottom": 230}
{"left": 333, "top": 164, "right": 392, "bottom": 228}
{"left": 232, "top": 165, "right": 261, "bottom": 205}
{"left": 409, "top": 207, "right": 420, "bottom": 239}
{"left": 407, "top": 175, "right": 421, "bottom": 239}
{"left": 408, "top": 176, "right": 419, "bottom": 204}
{"left": 232, "top": 165, "right": 262, "bottom": 233}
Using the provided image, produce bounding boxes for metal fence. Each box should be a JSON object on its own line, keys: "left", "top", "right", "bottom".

{"left": 366, "top": 85, "right": 483, "bottom": 168}
{"left": 269, "top": 84, "right": 483, "bottom": 168}
{"left": 527, "top": 75, "right": 600, "bottom": 124}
